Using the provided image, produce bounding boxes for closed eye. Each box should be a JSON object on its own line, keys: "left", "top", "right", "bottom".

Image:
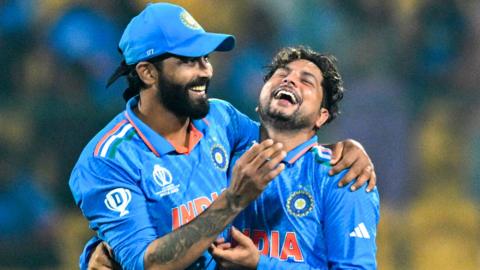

{"left": 274, "top": 69, "right": 289, "bottom": 78}
{"left": 301, "top": 78, "right": 315, "bottom": 86}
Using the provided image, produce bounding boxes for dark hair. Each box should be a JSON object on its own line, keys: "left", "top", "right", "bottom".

{"left": 107, "top": 54, "right": 170, "bottom": 102}
{"left": 264, "top": 46, "right": 344, "bottom": 123}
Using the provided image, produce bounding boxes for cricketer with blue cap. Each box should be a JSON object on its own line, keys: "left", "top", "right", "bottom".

{"left": 106, "top": 2, "right": 235, "bottom": 99}
{"left": 70, "top": 2, "right": 287, "bottom": 270}
{"left": 71, "top": 3, "right": 377, "bottom": 270}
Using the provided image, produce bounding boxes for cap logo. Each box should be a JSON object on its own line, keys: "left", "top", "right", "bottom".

{"left": 180, "top": 11, "right": 202, "bottom": 30}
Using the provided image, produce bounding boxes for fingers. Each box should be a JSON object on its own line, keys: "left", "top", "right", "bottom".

{"left": 228, "top": 139, "right": 286, "bottom": 208}
{"left": 330, "top": 155, "right": 357, "bottom": 177}
{"left": 337, "top": 165, "right": 377, "bottom": 192}
{"left": 214, "top": 237, "right": 226, "bottom": 245}
{"left": 230, "top": 227, "right": 251, "bottom": 246}
{"left": 216, "top": 242, "right": 232, "bottom": 250}
{"left": 337, "top": 168, "right": 358, "bottom": 188}
{"left": 326, "top": 142, "right": 344, "bottom": 165}
{"left": 210, "top": 244, "right": 235, "bottom": 261}
{"left": 88, "top": 266, "right": 114, "bottom": 270}
{"left": 102, "top": 242, "right": 115, "bottom": 260}
{"left": 262, "top": 163, "right": 285, "bottom": 183}
{"left": 349, "top": 166, "right": 372, "bottom": 191}
{"left": 237, "top": 139, "right": 274, "bottom": 164}
{"left": 235, "top": 139, "right": 284, "bottom": 179}
{"left": 250, "top": 142, "right": 284, "bottom": 171}
{"left": 257, "top": 148, "right": 286, "bottom": 181}
{"left": 240, "top": 140, "right": 285, "bottom": 184}
{"left": 366, "top": 170, "right": 377, "bottom": 192}
{"left": 89, "top": 242, "right": 114, "bottom": 269}
{"left": 328, "top": 139, "right": 378, "bottom": 191}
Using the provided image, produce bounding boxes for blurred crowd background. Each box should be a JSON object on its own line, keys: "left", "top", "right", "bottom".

{"left": 0, "top": 0, "right": 479, "bottom": 269}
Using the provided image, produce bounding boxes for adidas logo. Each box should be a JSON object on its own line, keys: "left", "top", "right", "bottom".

{"left": 349, "top": 223, "right": 370, "bottom": 239}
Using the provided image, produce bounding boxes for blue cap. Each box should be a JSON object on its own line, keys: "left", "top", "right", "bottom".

{"left": 119, "top": 3, "right": 235, "bottom": 65}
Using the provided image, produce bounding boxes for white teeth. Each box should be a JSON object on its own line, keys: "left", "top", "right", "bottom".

{"left": 190, "top": 85, "right": 206, "bottom": 92}
{"left": 275, "top": 90, "right": 297, "bottom": 103}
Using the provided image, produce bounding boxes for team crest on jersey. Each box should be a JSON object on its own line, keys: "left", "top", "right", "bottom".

{"left": 180, "top": 11, "right": 202, "bottom": 30}
{"left": 152, "top": 164, "right": 180, "bottom": 197}
{"left": 286, "top": 190, "right": 314, "bottom": 217}
{"left": 211, "top": 144, "right": 228, "bottom": 171}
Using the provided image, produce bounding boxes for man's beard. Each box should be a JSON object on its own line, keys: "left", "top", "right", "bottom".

{"left": 157, "top": 75, "right": 210, "bottom": 119}
{"left": 258, "top": 99, "right": 312, "bottom": 131}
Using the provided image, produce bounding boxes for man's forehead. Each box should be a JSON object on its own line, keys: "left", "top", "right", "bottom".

{"left": 283, "top": 59, "right": 323, "bottom": 80}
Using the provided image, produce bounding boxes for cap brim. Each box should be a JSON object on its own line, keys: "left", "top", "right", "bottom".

{"left": 168, "top": 32, "right": 235, "bottom": 57}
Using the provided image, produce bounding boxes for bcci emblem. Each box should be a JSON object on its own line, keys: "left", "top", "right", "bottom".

{"left": 180, "top": 11, "right": 202, "bottom": 30}
{"left": 286, "top": 190, "right": 314, "bottom": 217}
{"left": 211, "top": 144, "right": 228, "bottom": 171}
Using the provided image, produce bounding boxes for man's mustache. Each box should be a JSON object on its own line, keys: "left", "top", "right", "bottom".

{"left": 185, "top": 77, "right": 210, "bottom": 89}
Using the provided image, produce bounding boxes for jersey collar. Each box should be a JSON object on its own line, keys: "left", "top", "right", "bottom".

{"left": 284, "top": 135, "right": 318, "bottom": 164}
{"left": 124, "top": 96, "right": 207, "bottom": 156}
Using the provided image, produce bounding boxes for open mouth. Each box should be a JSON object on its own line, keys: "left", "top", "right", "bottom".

{"left": 189, "top": 85, "right": 207, "bottom": 93}
{"left": 273, "top": 88, "right": 300, "bottom": 105}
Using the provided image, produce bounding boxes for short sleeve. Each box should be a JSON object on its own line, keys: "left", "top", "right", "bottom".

{"left": 69, "top": 157, "right": 157, "bottom": 270}
{"left": 321, "top": 170, "right": 380, "bottom": 269}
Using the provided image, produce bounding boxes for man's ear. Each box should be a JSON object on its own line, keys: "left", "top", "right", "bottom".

{"left": 315, "top": 108, "right": 329, "bottom": 129}
{"left": 135, "top": 61, "right": 158, "bottom": 86}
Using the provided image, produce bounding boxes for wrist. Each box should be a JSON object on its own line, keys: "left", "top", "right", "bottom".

{"left": 250, "top": 251, "right": 260, "bottom": 269}
{"left": 224, "top": 188, "right": 247, "bottom": 212}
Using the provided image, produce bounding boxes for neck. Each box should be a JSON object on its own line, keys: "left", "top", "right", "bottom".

{"left": 135, "top": 90, "right": 190, "bottom": 147}
{"left": 260, "top": 125, "right": 316, "bottom": 152}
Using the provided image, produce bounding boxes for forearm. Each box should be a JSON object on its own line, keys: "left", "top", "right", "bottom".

{"left": 144, "top": 139, "right": 285, "bottom": 269}
{"left": 144, "top": 190, "right": 242, "bottom": 270}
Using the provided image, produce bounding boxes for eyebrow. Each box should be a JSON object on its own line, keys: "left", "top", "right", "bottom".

{"left": 279, "top": 66, "right": 319, "bottom": 83}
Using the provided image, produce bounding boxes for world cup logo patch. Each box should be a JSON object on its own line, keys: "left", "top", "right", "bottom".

{"left": 211, "top": 144, "right": 228, "bottom": 171}
{"left": 287, "top": 190, "right": 314, "bottom": 217}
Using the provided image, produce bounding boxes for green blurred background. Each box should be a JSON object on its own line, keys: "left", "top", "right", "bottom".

{"left": 0, "top": 0, "right": 479, "bottom": 269}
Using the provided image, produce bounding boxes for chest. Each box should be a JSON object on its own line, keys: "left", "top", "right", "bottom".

{"left": 139, "top": 132, "right": 231, "bottom": 232}
{"left": 261, "top": 163, "right": 320, "bottom": 225}
{"left": 233, "top": 160, "right": 328, "bottom": 264}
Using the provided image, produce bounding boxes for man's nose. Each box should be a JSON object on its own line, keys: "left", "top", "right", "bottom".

{"left": 282, "top": 74, "right": 297, "bottom": 87}
{"left": 198, "top": 59, "right": 213, "bottom": 78}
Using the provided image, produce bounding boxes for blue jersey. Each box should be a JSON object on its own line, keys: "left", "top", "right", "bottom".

{"left": 69, "top": 97, "right": 258, "bottom": 270}
{"left": 231, "top": 136, "right": 380, "bottom": 269}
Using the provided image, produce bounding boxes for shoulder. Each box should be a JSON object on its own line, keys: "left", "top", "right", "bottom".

{"left": 78, "top": 112, "right": 143, "bottom": 162}
{"left": 307, "top": 146, "right": 378, "bottom": 202}
{"left": 321, "top": 166, "right": 380, "bottom": 211}
{"left": 70, "top": 150, "right": 142, "bottom": 208}
{"left": 70, "top": 114, "right": 142, "bottom": 194}
{"left": 207, "top": 98, "right": 240, "bottom": 121}
{"left": 206, "top": 98, "right": 258, "bottom": 133}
